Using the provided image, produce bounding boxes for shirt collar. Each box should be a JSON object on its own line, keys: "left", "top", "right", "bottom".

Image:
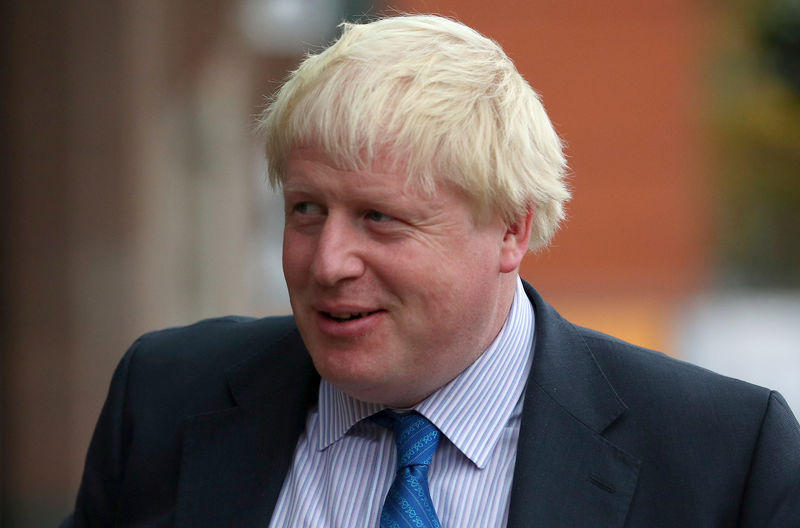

{"left": 317, "top": 380, "right": 384, "bottom": 449}
{"left": 316, "top": 277, "right": 535, "bottom": 468}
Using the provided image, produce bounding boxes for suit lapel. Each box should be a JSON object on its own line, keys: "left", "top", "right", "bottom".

{"left": 507, "top": 284, "right": 640, "bottom": 527}
{"left": 174, "top": 328, "right": 319, "bottom": 528}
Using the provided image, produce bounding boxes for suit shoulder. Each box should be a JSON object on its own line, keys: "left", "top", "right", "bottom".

{"left": 118, "top": 315, "right": 300, "bottom": 389}
{"left": 115, "top": 315, "right": 301, "bottom": 417}
{"left": 139, "top": 314, "right": 297, "bottom": 343}
{"left": 575, "top": 325, "right": 773, "bottom": 419}
{"left": 134, "top": 314, "right": 297, "bottom": 358}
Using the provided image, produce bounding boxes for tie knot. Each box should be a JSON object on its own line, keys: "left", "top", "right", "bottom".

{"left": 372, "top": 410, "right": 441, "bottom": 468}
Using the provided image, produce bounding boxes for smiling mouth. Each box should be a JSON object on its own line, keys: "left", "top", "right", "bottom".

{"left": 322, "top": 311, "right": 380, "bottom": 322}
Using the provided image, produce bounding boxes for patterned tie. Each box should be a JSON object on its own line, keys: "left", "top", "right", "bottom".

{"left": 372, "top": 410, "right": 443, "bottom": 528}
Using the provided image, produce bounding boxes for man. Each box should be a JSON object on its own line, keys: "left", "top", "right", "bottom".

{"left": 64, "top": 15, "right": 799, "bottom": 527}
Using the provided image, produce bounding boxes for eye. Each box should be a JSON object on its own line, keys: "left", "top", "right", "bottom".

{"left": 365, "top": 210, "right": 393, "bottom": 223}
{"left": 292, "top": 201, "right": 324, "bottom": 216}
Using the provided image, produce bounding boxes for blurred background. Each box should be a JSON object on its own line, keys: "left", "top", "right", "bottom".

{"left": 2, "top": 0, "right": 798, "bottom": 525}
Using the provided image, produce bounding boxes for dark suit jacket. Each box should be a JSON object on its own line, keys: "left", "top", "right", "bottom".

{"left": 63, "top": 283, "right": 800, "bottom": 527}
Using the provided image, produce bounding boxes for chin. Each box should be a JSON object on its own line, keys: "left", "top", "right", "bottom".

{"left": 310, "top": 348, "right": 385, "bottom": 390}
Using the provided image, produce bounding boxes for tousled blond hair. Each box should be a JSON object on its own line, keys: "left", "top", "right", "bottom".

{"left": 258, "top": 14, "right": 569, "bottom": 250}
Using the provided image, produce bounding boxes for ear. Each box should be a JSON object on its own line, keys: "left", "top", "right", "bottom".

{"left": 499, "top": 207, "right": 533, "bottom": 273}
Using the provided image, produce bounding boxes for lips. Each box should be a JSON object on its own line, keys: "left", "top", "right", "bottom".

{"left": 323, "top": 311, "right": 378, "bottom": 322}
{"left": 313, "top": 306, "right": 385, "bottom": 338}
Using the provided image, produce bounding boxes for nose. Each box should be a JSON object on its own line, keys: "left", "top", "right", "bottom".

{"left": 310, "top": 215, "right": 366, "bottom": 286}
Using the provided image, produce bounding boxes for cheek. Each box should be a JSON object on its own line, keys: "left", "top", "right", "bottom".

{"left": 392, "top": 264, "right": 464, "bottom": 330}
{"left": 383, "top": 240, "right": 486, "bottom": 310}
{"left": 282, "top": 232, "right": 314, "bottom": 284}
{"left": 386, "top": 239, "right": 455, "bottom": 280}
{"left": 416, "top": 249, "right": 500, "bottom": 324}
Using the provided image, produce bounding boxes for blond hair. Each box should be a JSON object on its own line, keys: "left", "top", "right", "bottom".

{"left": 258, "top": 14, "right": 569, "bottom": 249}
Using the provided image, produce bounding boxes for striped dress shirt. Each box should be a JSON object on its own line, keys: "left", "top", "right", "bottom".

{"left": 269, "top": 277, "right": 535, "bottom": 527}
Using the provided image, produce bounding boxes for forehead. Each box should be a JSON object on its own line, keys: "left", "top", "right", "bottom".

{"left": 284, "top": 146, "right": 420, "bottom": 197}
{"left": 283, "top": 146, "right": 483, "bottom": 216}
{"left": 284, "top": 148, "right": 432, "bottom": 218}
{"left": 285, "top": 146, "right": 402, "bottom": 179}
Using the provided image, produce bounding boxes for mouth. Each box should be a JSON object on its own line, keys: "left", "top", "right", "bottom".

{"left": 321, "top": 310, "right": 381, "bottom": 322}
{"left": 314, "top": 308, "right": 385, "bottom": 337}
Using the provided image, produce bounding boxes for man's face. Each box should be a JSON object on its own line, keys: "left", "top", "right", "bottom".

{"left": 282, "top": 147, "right": 517, "bottom": 407}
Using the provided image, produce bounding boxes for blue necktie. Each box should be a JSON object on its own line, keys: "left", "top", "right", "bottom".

{"left": 372, "top": 410, "right": 443, "bottom": 528}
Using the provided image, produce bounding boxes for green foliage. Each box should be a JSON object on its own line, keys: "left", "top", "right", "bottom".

{"left": 712, "top": 0, "right": 800, "bottom": 287}
{"left": 758, "top": 0, "right": 800, "bottom": 92}
{"left": 342, "top": 0, "right": 385, "bottom": 22}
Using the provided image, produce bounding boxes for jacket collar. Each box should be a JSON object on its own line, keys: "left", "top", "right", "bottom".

{"left": 524, "top": 281, "right": 627, "bottom": 433}
{"left": 175, "top": 327, "right": 319, "bottom": 528}
{"left": 506, "top": 281, "right": 639, "bottom": 527}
